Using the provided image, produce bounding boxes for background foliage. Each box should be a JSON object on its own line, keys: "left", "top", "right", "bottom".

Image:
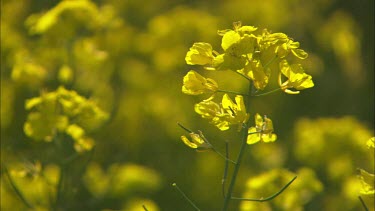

{"left": 1, "top": 0, "right": 374, "bottom": 210}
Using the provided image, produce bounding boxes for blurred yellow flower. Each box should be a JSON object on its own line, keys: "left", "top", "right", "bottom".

{"left": 240, "top": 168, "right": 322, "bottom": 211}
{"left": 4, "top": 162, "right": 60, "bottom": 210}
{"left": 58, "top": 65, "right": 74, "bottom": 84}
{"left": 247, "top": 113, "right": 277, "bottom": 144}
{"left": 66, "top": 124, "right": 95, "bottom": 152}
{"left": 121, "top": 198, "right": 160, "bottom": 211}
{"left": 26, "top": 0, "right": 99, "bottom": 34}
{"left": 24, "top": 86, "right": 108, "bottom": 151}
{"left": 182, "top": 70, "right": 218, "bottom": 95}
{"left": 367, "top": 137, "right": 374, "bottom": 149}
{"left": 84, "top": 163, "right": 162, "bottom": 198}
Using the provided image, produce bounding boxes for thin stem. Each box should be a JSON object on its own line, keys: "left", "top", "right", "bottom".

{"left": 142, "top": 205, "right": 149, "bottom": 211}
{"left": 54, "top": 165, "right": 65, "bottom": 210}
{"left": 62, "top": 152, "right": 80, "bottom": 165}
{"left": 3, "top": 167, "right": 34, "bottom": 209}
{"left": 232, "top": 70, "right": 252, "bottom": 81}
{"left": 231, "top": 176, "right": 297, "bottom": 202}
{"left": 358, "top": 196, "right": 369, "bottom": 211}
{"left": 173, "top": 183, "right": 200, "bottom": 211}
{"left": 252, "top": 88, "right": 281, "bottom": 97}
{"left": 198, "top": 132, "right": 236, "bottom": 164}
{"left": 178, "top": 123, "right": 236, "bottom": 164}
{"left": 221, "top": 124, "right": 249, "bottom": 211}
{"left": 177, "top": 122, "right": 194, "bottom": 133}
{"left": 212, "top": 148, "right": 236, "bottom": 164}
{"left": 222, "top": 142, "right": 229, "bottom": 198}
{"left": 217, "top": 89, "right": 249, "bottom": 96}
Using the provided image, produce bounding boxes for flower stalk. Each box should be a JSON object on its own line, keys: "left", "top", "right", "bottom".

{"left": 222, "top": 82, "right": 252, "bottom": 211}
{"left": 178, "top": 22, "right": 312, "bottom": 210}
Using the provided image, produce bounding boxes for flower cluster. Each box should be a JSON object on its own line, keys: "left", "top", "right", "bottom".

{"left": 180, "top": 22, "right": 314, "bottom": 148}
{"left": 24, "top": 86, "right": 108, "bottom": 152}
{"left": 184, "top": 21, "right": 314, "bottom": 92}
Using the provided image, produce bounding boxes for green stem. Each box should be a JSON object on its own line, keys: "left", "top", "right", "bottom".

{"left": 217, "top": 89, "right": 249, "bottom": 96}
{"left": 142, "top": 205, "right": 149, "bottom": 211}
{"left": 222, "top": 82, "right": 252, "bottom": 211}
{"left": 173, "top": 183, "right": 200, "bottom": 211}
{"left": 54, "top": 165, "right": 65, "bottom": 211}
{"left": 222, "top": 142, "right": 229, "bottom": 198}
{"left": 231, "top": 176, "right": 297, "bottom": 201}
{"left": 358, "top": 196, "right": 369, "bottom": 211}
{"left": 232, "top": 70, "right": 252, "bottom": 81}
{"left": 3, "top": 167, "right": 34, "bottom": 209}
{"left": 212, "top": 147, "right": 236, "bottom": 164}
{"left": 177, "top": 122, "right": 193, "bottom": 133}
{"left": 222, "top": 124, "right": 249, "bottom": 210}
{"left": 252, "top": 88, "right": 281, "bottom": 97}
{"left": 198, "top": 132, "right": 236, "bottom": 164}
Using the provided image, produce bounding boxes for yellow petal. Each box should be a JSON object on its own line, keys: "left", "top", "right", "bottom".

{"left": 185, "top": 42, "right": 214, "bottom": 65}
{"left": 221, "top": 31, "right": 241, "bottom": 51}
{"left": 238, "top": 26, "right": 258, "bottom": 33}
{"left": 247, "top": 127, "right": 260, "bottom": 144}
{"left": 292, "top": 49, "right": 308, "bottom": 59}
{"left": 181, "top": 135, "right": 198, "bottom": 149}
{"left": 262, "top": 133, "right": 277, "bottom": 143}
{"left": 255, "top": 113, "right": 263, "bottom": 128}
{"left": 367, "top": 137, "right": 375, "bottom": 149}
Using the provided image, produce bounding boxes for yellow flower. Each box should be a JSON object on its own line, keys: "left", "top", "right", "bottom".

{"left": 66, "top": 124, "right": 94, "bottom": 153}
{"left": 222, "top": 94, "right": 249, "bottom": 128}
{"left": 261, "top": 32, "right": 308, "bottom": 59}
{"left": 182, "top": 70, "right": 218, "bottom": 95}
{"left": 24, "top": 86, "right": 108, "bottom": 152}
{"left": 358, "top": 168, "right": 375, "bottom": 196}
{"left": 247, "top": 113, "right": 277, "bottom": 144}
{"left": 242, "top": 59, "right": 270, "bottom": 90}
{"left": 180, "top": 132, "right": 211, "bottom": 150}
{"left": 194, "top": 100, "right": 231, "bottom": 131}
{"left": 221, "top": 30, "right": 241, "bottom": 51}
{"left": 275, "top": 40, "right": 308, "bottom": 59}
{"left": 185, "top": 42, "right": 215, "bottom": 65}
{"left": 278, "top": 59, "right": 314, "bottom": 94}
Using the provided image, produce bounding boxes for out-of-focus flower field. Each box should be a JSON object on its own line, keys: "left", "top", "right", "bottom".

{"left": 1, "top": 0, "right": 373, "bottom": 210}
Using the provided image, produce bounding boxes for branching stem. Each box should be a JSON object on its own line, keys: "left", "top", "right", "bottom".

{"left": 231, "top": 176, "right": 297, "bottom": 202}
{"left": 217, "top": 89, "right": 249, "bottom": 96}
{"left": 252, "top": 88, "right": 281, "bottom": 97}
